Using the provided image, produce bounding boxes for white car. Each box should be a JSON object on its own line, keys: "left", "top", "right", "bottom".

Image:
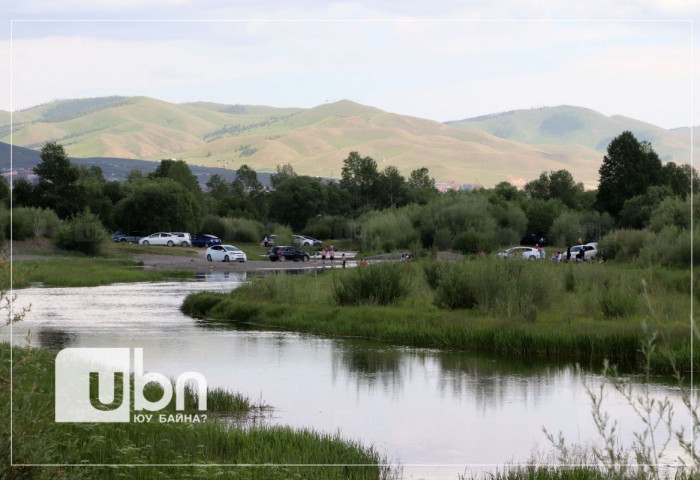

{"left": 568, "top": 243, "right": 598, "bottom": 262}
{"left": 496, "top": 246, "right": 540, "bottom": 261}
{"left": 170, "top": 232, "right": 192, "bottom": 247}
{"left": 139, "top": 232, "right": 179, "bottom": 247}
{"left": 205, "top": 244, "right": 247, "bottom": 262}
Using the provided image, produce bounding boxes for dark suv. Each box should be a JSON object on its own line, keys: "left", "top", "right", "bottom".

{"left": 268, "top": 246, "right": 310, "bottom": 262}
{"left": 521, "top": 234, "right": 546, "bottom": 246}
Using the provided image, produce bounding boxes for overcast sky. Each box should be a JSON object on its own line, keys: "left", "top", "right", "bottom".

{"left": 1, "top": 1, "right": 698, "bottom": 129}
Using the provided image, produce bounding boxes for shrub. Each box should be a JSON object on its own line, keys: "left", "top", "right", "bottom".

{"left": 598, "top": 229, "right": 651, "bottom": 262}
{"left": 304, "top": 216, "right": 355, "bottom": 241}
{"left": 333, "top": 262, "right": 414, "bottom": 306}
{"left": 53, "top": 210, "right": 107, "bottom": 255}
{"left": 200, "top": 215, "right": 227, "bottom": 239}
{"left": 564, "top": 266, "right": 577, "bottom": 292}
{"left": 548, "top": 211, "right": 581, "bottom": 247}
{"left": 359, "top": 210, "right": 418, "bottom": 253}
{"left": 433, "top": 257, "right": 553, "bottom": 320}
{"left": 599, "top": 285, "right": 637, "bottom": 318}
{"left": 452, "top": 228, "right": 494, "bottom": 254}
{"left": 3, "top": 207, "right": 60, "bottom": 240}
{"left": 224, "top": 217, "right": 264, "bottom": 243}
{"left": 433, "top": 227, "right": 452, "bottom": 251}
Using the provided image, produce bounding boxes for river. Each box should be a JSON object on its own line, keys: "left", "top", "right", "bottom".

{"left": 4, "top": 277, "right": 691, "bottom": 479}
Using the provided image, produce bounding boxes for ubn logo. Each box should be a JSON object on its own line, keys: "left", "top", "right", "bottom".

{"left": 55, "top": 348, "right": 207, "bottom": 423}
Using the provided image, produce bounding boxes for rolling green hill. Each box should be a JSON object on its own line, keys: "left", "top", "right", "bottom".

{"left": 1, "top": 98, "right": 694, "bottom": 188}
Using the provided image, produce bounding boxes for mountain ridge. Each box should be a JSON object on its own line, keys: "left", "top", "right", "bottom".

{"left": 1, "top": 97, "right": 695, "bottom": 188}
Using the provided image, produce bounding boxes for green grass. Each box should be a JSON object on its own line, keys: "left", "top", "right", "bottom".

{"left": 181, "top": 260, "right": 696, "bottom": 372}
{"left": 1, "top": 344, "right": 390, "bottom": 479}
{"left": 8, "top": 258, "right": 193, "bottom": 289}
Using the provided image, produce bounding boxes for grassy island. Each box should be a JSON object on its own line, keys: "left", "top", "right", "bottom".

{"left": 182, "top": 258, "right": 696, "bottom": 373}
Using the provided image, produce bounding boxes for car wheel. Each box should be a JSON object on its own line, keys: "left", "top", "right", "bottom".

{"left": 142, "top": 240, "right": 149, "bottom": 246}
{"left": 280, "top": 255, "right": 286, "bottom": 262}
{"left": 181, "top": 241, "right": 189, "bottom": 247}
{"left": 119, "top": 238, "right": 127, "bottom": 243}
{"left": 224, "top": 255, "right": 230, "bottom": 262}
{"left": 167, "top": 241, "right": 174, "bottom": 247}
{"left": 528, "top": 255, "right": 536, "bottom": 261}
{"left": 206, "top": 242, "right": 211, "bottom": 247}
{"left": 207, "top": 254, "right": 212, "bottom": 262}
{"left": 302, "top": 255, "right": 308, "bottom": 262}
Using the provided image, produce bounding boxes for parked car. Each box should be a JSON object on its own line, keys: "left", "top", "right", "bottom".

{"left": 205, "top": 244, "right": 247, "bottom": 262}
{"left": 294, "top": 235, "right": 323, "bottom": 247}
{"left": 521, "top": 234, "right": 546, "bottom": 246}
{"left": 112, "top": 231, "right": 142, "bottom": 243}
{"left": 170, "top": 232, "right": 192, "bottom": 247}
{"left": 496, "top": 246, "right": 540, "bottom": 261}
{"left": 268, "top": 246, "right": 310, "bottom": 262}
{"left": 139, "top": 232, "right": 180, "bottom": 247}
{"left": 192, "top": 234, "right": 222, "bottom": 248}
{"left": 568, "top": 242, "right": 598, "bottom": 262}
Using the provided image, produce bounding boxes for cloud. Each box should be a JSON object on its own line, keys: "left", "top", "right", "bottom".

{"left": 3, "top": 16, "right": 695, "bottom": 128}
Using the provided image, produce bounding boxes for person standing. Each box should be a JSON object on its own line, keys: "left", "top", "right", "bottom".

{"left": 329, "top": 244, "right": 335, "bottom": 266}
{"left": 341, "top": 253, "right": 346, "bottom": 268}
{"left": 566, "top": 245, "right": 571, "bottom": 262}
{"left": 263, "top": 235, "right": 269, "bottom": 248}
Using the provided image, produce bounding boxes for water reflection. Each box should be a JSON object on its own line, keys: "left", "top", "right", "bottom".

{"left": 5, "top": 281, "right": 690, "bottom": 479}
{"left": 35, "top": 328, "right": 76, "bottom": 350}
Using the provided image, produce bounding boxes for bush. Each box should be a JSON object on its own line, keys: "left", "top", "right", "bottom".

{"left": 200, "top": 215, "right": 227, "bottom": 239}
{"left": 304, "top": 216, "right": 355, "bottom": 241}
{"left": 53, "top": 210, "right": 107, "bottom": 255}
{"left": 433, "top": 257, "right": 553, "bottom": 320}
{"left": 223, "top": 217, "right": 264, "bottom": 243}
{"left": 333, "top": 262, "right": 414, "bottom": 306}
{"left": 548, "top": 211, "right": 581, "bottom": 247}
{"left": 599, "top": 285, "right": 637, "bottom": 318}
{"left": 433, "top": 227, "right": 452, "bottom": 251}
{"left": 452, "top": 228, "right": 494, "bottom": 254}
{"left": 598, "top": 229, "right": 651, "bottom": 262}
{"left": 359, "top": 210, "right": 418, "bottom": 253}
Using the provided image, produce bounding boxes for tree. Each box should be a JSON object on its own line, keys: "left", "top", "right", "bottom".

{"left": 524, "top": 169, "right": 583, "bottom": 209}
{"left": 268, "top": 176, "right": 325, "bottom": 231}
{"left": 112, "top": 179, "right": 201, "bottom": 233}
{"left": 149, "top": 159, "right": 200, "bottom": 195}
{"left": 618, "top": 185, "right": 673, "bottom": 229}
{"left": 205, "top": 174, "right": 230, "bottom": 200}
{"left": 340, "top": 152, "right": 380, "bottom": 209}
{"left": 34, "top": 142, "right": 79, "bottom": 186}
{"left": 492, "top": 181, "right": 522, "bottom": 202}
{"left": 271, "top": 163, "right": 297, "bottom": 188}
{"left": 661, "top": 162, "right": 699, "bottom": 198}
{"left": 232, "top": 165, "right": 263, "bottom": 196}
{"left": 0, "top": 177, "right": 9, "bottom": 207}
{"left": 406, "top": 167, "right": 437, "bottom": 205}
{"left": 377, "top": 166, "right": 405, "bottom": 208}
{"left": 597, "top": 131, "right": 663, "bottom": 218}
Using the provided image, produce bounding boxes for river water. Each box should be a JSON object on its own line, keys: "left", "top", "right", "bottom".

{"left": 4, "top": 277, "right": 691, "bottom": 479}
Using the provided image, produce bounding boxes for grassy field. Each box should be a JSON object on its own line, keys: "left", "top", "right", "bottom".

{"left": 181, "top": 257, "right": 696, "bottom": 373}
{"left": 1, "top": 344, "right": 390, "bottom": 480}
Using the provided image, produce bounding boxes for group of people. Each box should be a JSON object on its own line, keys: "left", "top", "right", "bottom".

{"left": 313, "top": 245, "right": 347, "bottom": 268}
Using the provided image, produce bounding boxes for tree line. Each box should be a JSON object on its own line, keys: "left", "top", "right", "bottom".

{"left": 1, "top": 130, "right": 697, "bottom": 261}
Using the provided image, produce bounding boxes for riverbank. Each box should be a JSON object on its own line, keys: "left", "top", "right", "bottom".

{"left": 1, "top": 343, "right": 390, "bottom": 479}
{"left": 5, "top": 239, "right": 360, "bottom": 288}
{"left": 181, "top": 258, "right": 696, "bottom": 373}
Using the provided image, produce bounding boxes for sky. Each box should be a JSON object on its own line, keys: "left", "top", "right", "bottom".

{"left": 1, "top": 1, "right": 698, "bottom": 129}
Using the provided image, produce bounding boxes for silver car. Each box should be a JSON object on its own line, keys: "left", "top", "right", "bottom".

{"left": 496, "top": 246, "right": 540, "bottom": 261}
{"left": 139, "top": 232, "right": 179, "bottom": 247}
